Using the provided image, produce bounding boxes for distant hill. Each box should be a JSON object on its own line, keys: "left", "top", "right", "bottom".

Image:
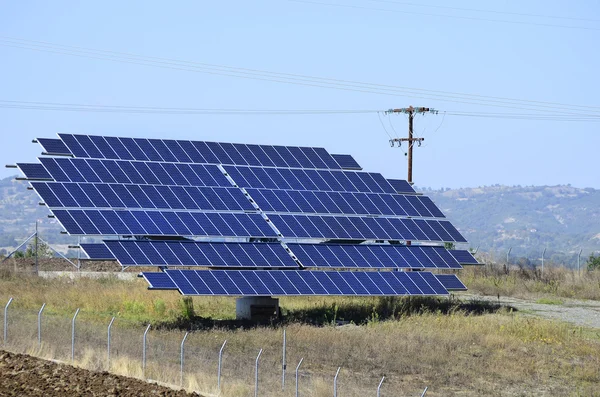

{"left": 0, "top": 175, "right": 598, "bottom": 265}
{"left": 424, "top": 185, "right": 600, "bottom": 266}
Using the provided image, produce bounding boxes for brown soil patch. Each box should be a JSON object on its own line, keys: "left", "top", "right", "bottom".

{"left": 0, "top": 350, "right": 203, "bottom": 396}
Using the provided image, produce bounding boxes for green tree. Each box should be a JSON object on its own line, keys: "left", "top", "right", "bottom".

{"left": 586, "top": 254, "right": 600, "bottom": 271}
{"left": 13, "top": 237, "right": 53, "bottom": 258}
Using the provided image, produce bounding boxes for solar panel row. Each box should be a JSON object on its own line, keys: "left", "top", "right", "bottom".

{"left": 105, "top": 240, "right": 297, "bottom": 268}
{"left": 287, "top": 243, "right": 463, "bottom": 269}
{"left": 58, "top": 133, "right": 343, "bottom": 169}
{"left": 247, "top": 188, "right": 443, "bottom": 217}
{"left": 143, "top": 272, "right": 178, "bottom": 289}
{"left": 163, "top": 269, "right": 449, "bottom": 296}
{"left": 51, "top": 209, "right": 276, "bottom": 237}
{"left": 269, "top": 214, "right": 466, "bottom": 242}
{"left": 225, "top": 165, "right": 401, "bottom": 194}
{"left": 38, "top": 158, "right": 230, "bottom": 187}
{"left": 32, "top": 182, "right": 254, "bottom": 212}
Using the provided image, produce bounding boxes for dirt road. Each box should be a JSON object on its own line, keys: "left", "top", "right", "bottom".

{"left": 0, "top": 350, "right": 203, "bottom": 397}
{"left": 462, "top": 293, "right": 600, "bottom": 328}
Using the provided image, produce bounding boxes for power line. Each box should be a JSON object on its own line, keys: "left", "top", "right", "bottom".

{"left": 1, "top": 99, "right": 599, "bottom": 122}
{"left": 289, "top": 0, "right": 600, "bottom": 31}
{"left": 364, "top": 0, "right": 600, "bottom": 23}
{"left": 0, "top": 100, "right": 377, "bottom": 115}
{"left": 1, "top": 37, "right": 599, "bottom": 117}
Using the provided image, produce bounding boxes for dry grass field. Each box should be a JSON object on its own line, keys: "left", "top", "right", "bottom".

{"left": 1, "top": 267, "right": 600, "bottom": 396}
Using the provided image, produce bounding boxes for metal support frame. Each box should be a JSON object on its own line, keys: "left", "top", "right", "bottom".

{"left": 217, "top": 340, "right": 227, "bottom": 392}
{"left": 377, "top": 376, "right": 385, "bottom": 397}
{"left": 3, "top": 297, "right": 13, "bottom": 345}
{"left": 295, "top": 358, "right": 304, "bottom": 397}
{"left": 107, "top": 317, "right": 115, "bottom": 370}
{"left": 142, "top": 324, "right": 151, "bottom": 378}
{"left": 421, "top": 386, "right": 429, "bottom": 396}
{"left": 71, "top": 308, "right": 80, "bottom": 362}
{"left": 37, "top": 303, "right": 46, "bottom": 348}
{"left": 254, "top": 349, "right": 263, "bottom": 397}
{"left": 180, "top": 332, "right": 189, "bottom": 387}
{"left": 333, "top": 367, "right": 341, "bottom": 397}
{"left": 1, "top": 232, "right": 36, "bottom": 262}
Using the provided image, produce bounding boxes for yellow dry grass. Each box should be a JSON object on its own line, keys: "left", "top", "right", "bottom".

{"left": 1, "top": 271, "right": 600, "bottom": 396}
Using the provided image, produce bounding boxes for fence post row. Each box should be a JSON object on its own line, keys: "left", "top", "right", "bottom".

{"left": 295, "top": 357, "right": 304, "bottom": 397}
{"left": 142, "top": 324, "right": 151, "bottom": 379}
{"left": 254, "top": 349, "right": 263, "bottom": 397}
{"left": 107, "top": 317, "right": 115, "bottom": 371}
{"left": 377, "top": 376, "right": 385, "bottom": 397}
{"left": 37, "top": 303, "right": 46, "bottom": 349}
{"left": 217, "top": 340, "right": 227, "bottom": 392}
{"left": 3, "top": 297, "right": 13, "bottom": 345}
{"left": 333, "top": 367, "right": 341, "bottom": 397}
{"left": 180, "top": 332, "right": 189, "bottom": 387}
{"left": 71, "top": 308, "right": 80, "bottom": 362}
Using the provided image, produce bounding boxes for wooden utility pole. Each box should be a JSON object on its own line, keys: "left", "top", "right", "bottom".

{"left": 386, "top": 106, "right": 437, "bottom": 184}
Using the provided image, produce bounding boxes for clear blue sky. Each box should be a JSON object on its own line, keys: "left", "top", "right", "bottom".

{"left": 1, "top": 1, "right": 598, "bottom": 189}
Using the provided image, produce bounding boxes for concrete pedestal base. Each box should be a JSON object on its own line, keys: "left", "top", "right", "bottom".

{"left": 235, "top": 296, "right": 279, "bottom": 321}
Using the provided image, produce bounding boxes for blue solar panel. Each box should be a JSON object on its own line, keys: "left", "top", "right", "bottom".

{"left": 387, "top": 179, "right": 416, "bottom": 194}
{"left": 79, "top": 243, "right": 115, "bottom": 260}
{"left": 17, "top": 163, "right": 52, "bottom": 180}
{"left": 143, "top": 272, "right": 178, "bottom": 290}
{"left": 37, "top": 138, "right": 70, "bottom": 155}
{"left": 435, "top": 274, "right": 467, "bottom": 291}
{"left": 152, "top": 269, "right": 449, "bottom": 296}
{"left": 449, "top": 250, "right": 479, "bottom": 265}
{"left": 331, "top": 154, "right": 362, "bottom": 170}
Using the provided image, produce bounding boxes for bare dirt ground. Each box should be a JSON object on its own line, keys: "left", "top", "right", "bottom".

{"left": 0, "top": 350, "right": 203, "bottom": 397}
{"left": 461, "top": 293, "right": 600, "bottom": 328}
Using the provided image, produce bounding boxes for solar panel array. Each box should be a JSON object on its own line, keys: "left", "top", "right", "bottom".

{"left": 16, "top": 133, "right": 478, "bottom": 297}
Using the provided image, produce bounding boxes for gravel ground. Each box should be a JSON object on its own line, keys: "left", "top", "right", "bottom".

{"left": 460, "top": 293, "right": 600, "bottom": 329}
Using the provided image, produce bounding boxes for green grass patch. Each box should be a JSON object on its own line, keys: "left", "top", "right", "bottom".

{"left": 535, "top": 297, "right": 564, "bottom": 305}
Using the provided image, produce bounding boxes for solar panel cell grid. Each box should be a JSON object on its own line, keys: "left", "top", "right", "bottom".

{"left": 37, "top": 138, "right": 70, "bottom": 155}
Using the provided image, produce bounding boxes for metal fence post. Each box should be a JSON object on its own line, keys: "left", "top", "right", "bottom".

{"left": 420, "top": 386, "right": 428, "bottom": 397}
{"left": 333, "top": 367, "right": 341, "bottom": 397}
{"left": 506, "top": 247, "right": 512, "bottom": 265}
{"left": 3, "top": 297, "right": 13, "bottom": 345}
{"left": 71, "top": 308, "right": 80, "bottom": 362}
{"left": 377, "top": 376, "right": 385, "bottom": 397}
{"left": 180, "top": 332, "right": 189, "bottom": 387}
{"left": 282, "top": 328, "right": 287, "bottom": 390}
{"left": 578, "top": 249, "right": 583, "bottom": 274}
{"left": 107, "top": 317, "right": 115, "bottom": 371}
{"left": 254, "top": 349, "right": 263, "bottom": 397}
{"left": 295, "top": 357, "right": 304, "bottom": 397}
{"left": 37, "top": 303, "right": 46, "bottom": 349}
{"left": 142, "top": 324, "right": 151, "bottom": 378}
{"left": 217, "top": 340, "right": 227, "bottom": 392}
